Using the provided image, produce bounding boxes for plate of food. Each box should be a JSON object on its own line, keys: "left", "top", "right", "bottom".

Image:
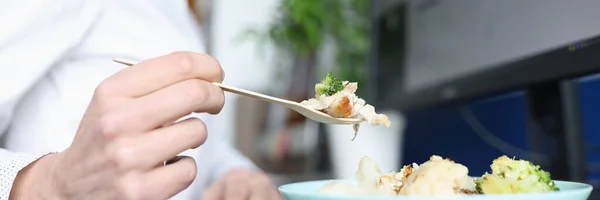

{"left": 279, "top": 155, "right": 592, "bottom": 200}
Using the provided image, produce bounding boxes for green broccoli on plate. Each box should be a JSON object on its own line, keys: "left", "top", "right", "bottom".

{"left": 475, "top": 155, "right": 559, "bottom": 194}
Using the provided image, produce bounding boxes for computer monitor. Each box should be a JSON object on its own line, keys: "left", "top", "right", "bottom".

{"left": 374, "top": 0, "right": 600, "bottom": 110}
{"left": 371, "top": 0, "right": 600, "bottom": 195}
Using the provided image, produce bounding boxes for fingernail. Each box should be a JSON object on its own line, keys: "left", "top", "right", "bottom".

{"left": 221, "top": 68, "right": 225, "bottom": 81}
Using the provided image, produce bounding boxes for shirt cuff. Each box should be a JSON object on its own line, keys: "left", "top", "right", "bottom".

{"left": 0, "top": 151, "right": 53, "bottom": 200}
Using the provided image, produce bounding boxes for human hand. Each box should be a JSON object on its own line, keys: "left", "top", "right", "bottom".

{"left": 202, "top": 169, "right": 283, "bottom": 200}
{"left": 10, "top": 52, "right": 224, "bottom": 200}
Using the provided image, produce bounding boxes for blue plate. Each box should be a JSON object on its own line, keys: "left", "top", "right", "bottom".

{"left": 279, "top": 179, "right": 593, "bottom": 200}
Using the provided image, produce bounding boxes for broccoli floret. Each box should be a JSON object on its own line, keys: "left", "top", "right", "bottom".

{"left": 475, "top": 155, "right": 559, "bottom": 194}
{"left": 315, "top": 72, "right": 344, "bottom": 96}
{"left": 474, "top": 177, "right": 483, "bottom": 193}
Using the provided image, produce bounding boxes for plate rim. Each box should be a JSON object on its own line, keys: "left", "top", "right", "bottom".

{"left": 278, "top": 179, "right": 594, "bottom": 198}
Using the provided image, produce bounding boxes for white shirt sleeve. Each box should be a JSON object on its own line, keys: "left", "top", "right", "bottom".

{"left": 0, "top": 1, "right": 101, "bottom": 199}
{"left": 0, "top": 151, "right": 50, "bottom": 200}
{"left": 1, "top": 1, "right": 259, "bottom": 199}
{"left": 0, "top": 1, "right": 102, "bottom": 132}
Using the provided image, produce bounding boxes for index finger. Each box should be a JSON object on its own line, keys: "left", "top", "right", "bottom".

{"left": 105, "top": 51, "right": 224, "bottom": 98}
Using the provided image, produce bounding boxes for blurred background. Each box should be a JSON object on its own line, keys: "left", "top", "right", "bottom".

{"left": 199, "top": 0, "right": 600, "bottom": 198}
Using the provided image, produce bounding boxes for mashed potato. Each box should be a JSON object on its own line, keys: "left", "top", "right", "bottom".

{"left": 318, "top": 155, "right": 477, "bottom": 196}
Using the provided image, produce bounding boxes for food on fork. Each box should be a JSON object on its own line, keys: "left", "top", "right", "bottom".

{"left": 300, "top": 73, "right": 391, "bottom": 139}
{"left": 302, "top": 73, "right": 390, "bottom": 126}
{"left": 318, "top": 155, "right": 559, "bottom": 196}
{"left": 475, "top": 155, "right": 559, "bottom": 194}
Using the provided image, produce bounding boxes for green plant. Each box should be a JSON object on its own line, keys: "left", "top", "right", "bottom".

{"left": 237, "top": 0, "right": 371, "bottom": 96}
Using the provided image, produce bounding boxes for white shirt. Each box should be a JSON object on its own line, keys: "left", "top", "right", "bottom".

{"left": 0, "top": 0, "right": 256, "bottom": 199}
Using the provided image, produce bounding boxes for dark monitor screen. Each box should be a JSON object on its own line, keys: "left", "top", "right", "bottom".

{"left": 375, "top": 0, "right": 600, "bottom": 110}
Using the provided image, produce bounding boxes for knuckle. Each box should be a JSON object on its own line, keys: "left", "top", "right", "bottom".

{"left": 181, "top": 80, "right": 209, "bottom": 103}
{"left": 168, "top": 51, "right": 196, "bottom": 76}
{"left": 94, "top": 79, "right": 117, "bottom": 99}
{"left": 106, "top": 140, "right": 137, "bottom": 171}
{"left": 116, "top": 177, "right": 142, "bottom": 200}
{"left": 97, "top": 113, "right": 124, "bottom": 137}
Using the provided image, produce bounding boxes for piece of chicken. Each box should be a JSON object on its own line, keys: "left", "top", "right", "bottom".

{"left": 399, "top": 155, "right": 477, "bottom": 196}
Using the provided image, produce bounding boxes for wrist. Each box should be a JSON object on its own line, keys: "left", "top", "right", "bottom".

{"left": 10, "top": 153, "right": 64, "bottom": 200}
